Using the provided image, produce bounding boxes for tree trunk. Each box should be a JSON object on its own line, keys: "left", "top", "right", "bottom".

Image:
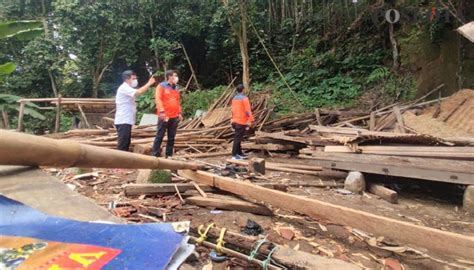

{"left": 149, "top": 16, "right": 161, "bottom": 70}
{"left": 42, "top": 0, "right": 59, "bottom": 98}
{"left": 92, "top": 78, "right": 99, "bottom": 98}
{"left": 239, "top": 0, "right": 250, "bottom": 91}
{"left": 388, "top": 22, "right": 400, "bottom": 70}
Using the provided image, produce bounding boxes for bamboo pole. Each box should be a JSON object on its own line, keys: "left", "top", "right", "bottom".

{"left": 54, "top": 96, "right": 62, "bottom": 133}
{"left": 17, "top": 101, "right": 25, "bottom": 132}
{"left": 0, "top": 130, "right": 201, "bottom": 170}
{"left": 180, "top": 43, "right": 200, "bottom": 90}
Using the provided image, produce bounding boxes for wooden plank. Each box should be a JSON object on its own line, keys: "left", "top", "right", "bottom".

{"left": 178, "top": 170, "right": 474, "bottom": 260}
{"left": 227, "top": 159, "right": 323, "bottom": 171}
{"left": 242, "top": 142, "right": 296, "bottom": 151}
{"left": 315, "top": 108, "right": 323, "bottom": 125}
{"left": 324, "top": 145, "right": 474, "bottom": 159}
{"left": 191, "top": 181, "right": 207, "bottom": 197}
{"left": 369, "top": 111, "right": 375, "bottom": 131}
{"left": 185, "top": 196, "right": 273, "bottom": 215}
{"left": 77, "top": 104, "right": 91, "bottom": 129}
{"left": 227, "top": 159, "right": 347, "bottom": 178}
{"left": 393, "top": 106, "right": 406, "bottom": 133}
{"left": 124, "top": 183, "right": 214, "bottom": 196}
{"left": 299, "top": 153, "right": 474, "bottom": 185}
{"left": 177, "top": 151, "right": 230, "bottom": 158}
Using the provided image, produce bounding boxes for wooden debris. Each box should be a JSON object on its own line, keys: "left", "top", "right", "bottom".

{"left": 248, "top": 157, "right": 265, "bottom": 174}
{"left": 191, "top": 181, "right": 208, "bottom": 197}
{"left": 368, "top": 184, "right": 398, "bottom": 204}
{"left": 124, "top": 183, "right": 214, "bottom": 196}
{"left": 189, "top": 224, "right": 359, "bottom": 269}
{"left": 227, "top": 159, "right": 347, "bottom": 178}
{"left": 178, "top": 170, "right": 474, "bottom": 260}
{"left": 174, "top": 184, "right": 185, "bottom": 203}
{"left": 185, "top": 195, "right": 273, "bottom": 216}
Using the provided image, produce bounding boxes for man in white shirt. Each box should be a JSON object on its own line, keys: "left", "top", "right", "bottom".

{"left": 115, "top": 70, "right": 155, "bottom": 151}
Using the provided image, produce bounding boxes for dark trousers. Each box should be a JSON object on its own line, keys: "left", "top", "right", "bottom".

{"left": 232, "top": 123, "right": 246, "bottom": 156}
{"left": 152, "top": 117, "right": 179, "bottom": 157}
{"left": 116, "top": 124, "right": 132, "bottom": 151}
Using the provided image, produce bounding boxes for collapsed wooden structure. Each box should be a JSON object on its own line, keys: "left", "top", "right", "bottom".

{"left": 8, "top": 87, "right": 474, "bottom": 268}
{"left": 16, "top": 98, "right": 115, "bottom": 132}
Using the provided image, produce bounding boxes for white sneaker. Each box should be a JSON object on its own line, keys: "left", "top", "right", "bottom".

{"left": 231, "top": 155, "right": 243, "bottom": 160}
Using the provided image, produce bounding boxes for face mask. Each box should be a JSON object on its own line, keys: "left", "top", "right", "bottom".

{"left": 173, "top": 77, "right": 179, "bottom": 84}
{"left": 130, "top": 79, "right": 138, "bottom": 88}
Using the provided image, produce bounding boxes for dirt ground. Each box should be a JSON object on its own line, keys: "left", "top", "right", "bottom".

{"left": 44, "top": 154, "right": 474, "bottom": 269}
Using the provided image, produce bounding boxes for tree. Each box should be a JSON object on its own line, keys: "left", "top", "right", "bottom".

{"left": 222, "top": 0, "right": 250, "bottom": 91}
{"left": 54, "top": 0, "right": 145, "bottom": 97}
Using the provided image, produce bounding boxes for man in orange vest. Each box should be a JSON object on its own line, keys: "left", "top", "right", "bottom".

{"left": 151, "top": 70, "right": 183, "bottom": 158}
{"left": 231, "top": 84, "right": 254, "bottom": 160}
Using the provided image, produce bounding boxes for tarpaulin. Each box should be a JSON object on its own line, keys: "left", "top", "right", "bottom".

{"left": 0, "top": 195, "right": 188, "bottom": 270}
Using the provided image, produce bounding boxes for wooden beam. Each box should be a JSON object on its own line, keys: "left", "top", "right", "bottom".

{"left": 315, "top": 108, "right": 323, "bottom": 125}
{"left": 368, "top": 184, "right": 398, "bottom": 204}
{"left": 369, "top": 111, "right": 375, "bottom": 131}
{"left": 393, "top": 106, "right": 406, "bottom": 133}
{"left": 323, "top": 145, "right": 474, "bottom": 160}
{"left": 77, "top": 104, "right": 91, "bottom": 129}
{"left": 124, "top": 183, "right": 214, "bottom": 196}
{"left": 228, "top": 159, "right": 323, "bottom": 171}
{"left": 178, "top": 170, "right": 474, "bottom": 260}
{"left": 185, "top": 195, "right": 273, "bottom": 215}
{"left": 299, "top": 153, "right": 474, "bottom": 185}
{"left": 242, "top": 142, "right": 296, "bottom": 151}
{"left": 227, "top": 159, "right": 347, "bottom": 178}
{"left": 191, "top": 181, "right": 207, "bottom": 197}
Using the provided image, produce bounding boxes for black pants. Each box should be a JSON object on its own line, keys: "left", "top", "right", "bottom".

{"left": 116, "top": 124, "right": 132, "bottom": 151}
{"left": 152, "top": 117, "right": 179, "bottom": 157}
{"left": 232, "top": 123, "right": 246, "bottom": 156}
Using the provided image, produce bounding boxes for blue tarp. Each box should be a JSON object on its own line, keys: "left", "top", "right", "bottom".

{"left": 0, "top": 195, "right": 186, "bottom": 269}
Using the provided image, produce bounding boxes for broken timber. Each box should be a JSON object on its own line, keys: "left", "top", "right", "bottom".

{"left": 178, "top": 170, "right": 474, "bottom": 260}
{"left": 124, "top": 183, "right": 214, "bottom": 196}
{"left": 185, "top": 195, "right": 273, "bottom": 216}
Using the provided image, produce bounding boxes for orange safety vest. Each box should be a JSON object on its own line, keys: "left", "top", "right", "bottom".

{"left": 231, "top": 93, "right": 254, "bottom": 125}
{"left": 155, "top": 82, "right": 181, "bottom": 118}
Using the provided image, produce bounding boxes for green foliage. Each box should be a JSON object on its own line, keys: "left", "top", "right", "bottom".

{"left": 0, "top": 20, "right": 42, "bottom": 39}
{"left": 367, "top": 67, "right": 390, "bottom": 83}
{"left": 0, "top": 94, "right": 45, "bottom": 130}
{"left": 181, "top": 86, "right": 227, "bottom": 118}
{"left": 136, "top": 88, "right": 156, "bottom": 121}
{"left": 0, "top": 62, "right": 15, "bottom": 76}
